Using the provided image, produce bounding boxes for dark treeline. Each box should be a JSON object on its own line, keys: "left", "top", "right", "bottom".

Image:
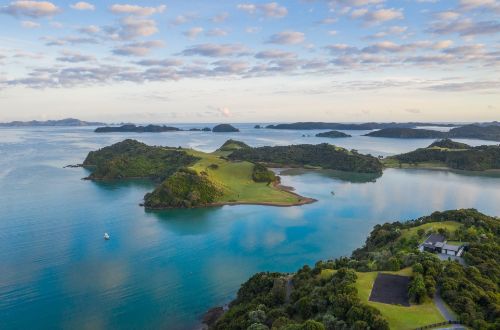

{"left": 266, "top": 122, "right": 455, "bottom": 130}
{"left": 228, "top": 144, "right": 383, "bottom": 174}
{"left": 389, "top": 140, "right": 500, "bottom": 171}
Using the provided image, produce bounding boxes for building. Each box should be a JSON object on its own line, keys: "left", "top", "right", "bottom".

{"left": 418, "top": 233, "right": 465, "bottom": 257}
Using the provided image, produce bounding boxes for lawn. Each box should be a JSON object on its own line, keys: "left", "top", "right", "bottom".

{"left": 320, "top": 268, "right": 445, "bottom": 329}
{"left": 184, "top": 149, "right": 304, "bottom": 205}
{"left": 356, "top": 269, "right": 445, "bottom": 330}
{"left": 399, "top": 221, "right": 463, "bottom": 243}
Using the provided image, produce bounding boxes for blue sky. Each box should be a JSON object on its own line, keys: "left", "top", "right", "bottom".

{"left": 0, "top": 0, "right": 499, "bottom": 123}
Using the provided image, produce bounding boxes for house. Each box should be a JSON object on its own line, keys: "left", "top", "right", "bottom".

{"left": 418, "top": 233, "right": 446, "bottom": 253}
{"left": 418, "top": 233, "right": 465, "bottom": 257}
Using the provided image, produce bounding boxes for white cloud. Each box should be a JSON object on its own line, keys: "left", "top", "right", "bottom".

{"left": 180, "top": 43, "right": 250, "bottom": 57}
{"left": 70, "top": 2, "right": 94, "bottom": 11}
{"left": 117, "top": 16, "right": 159, "bottom": 39}
{"left": 110, "top": 4, "right": 166, "bottom": 16}
{"left": 352, "top": 8, "right": 404, "bottom": 24}
{"left": 21, "top": 20, "right": 40, "bottom": 28}
{"left": 183, "top": 27, "right": 204, "bottom": 38}
{"left": 112, "top": 40, "right": 165, "bottom": 56}
{"left": 267, "top": 31, "right": 305, "bottom": 44}
{"left": 0, "top": 1, "right": 60, "bottom": 18}
{"left": 237, "top": 2, "right": 287, "bottom": 18}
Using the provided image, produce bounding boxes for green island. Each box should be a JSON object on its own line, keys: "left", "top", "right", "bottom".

{"left": 383, "top": 139, "right": 500, "bottom": 171}
{"left": 206, "top": 209, "right": 499, "bottom": 330}
{"left": 83, "top": 139, "right": 382, "bottom": 209}
{"left": 365, "top": 125, "right": 500, "bottom": 142}
{"left": 315, "top": 131, "right": 352, "bottom": 138}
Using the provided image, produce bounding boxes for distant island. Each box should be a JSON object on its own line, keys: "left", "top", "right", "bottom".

{"left": 0, "top": 118, "right": 105, "bottom": 127}
{"left": 206, "top": 209, "right": 498, "bottom": 330}
{"left": 82, "top": 139, "right": 383, "bottom": 209}
{"left": 266, "top": 122, "right": 456, "bottom": 130}
{"left": 383, "top": 139, "right": 500, "bottom": 171}
{"left": 366, "top": 125, "right": 500, "bottom": 141}
{"left": 212, "top": 124, "right": 240, "bottom": 132}
{"left": 315, "top": 130, "right": 352, "bottom": 138}
{"left": 93, "top": 124, "right": 240, "bottom": 133}
{"left": 95, "top": 124, "right": 181, "bottom": 133}
{"left": 365, "top": 128, "right": 446, "bottom": 139}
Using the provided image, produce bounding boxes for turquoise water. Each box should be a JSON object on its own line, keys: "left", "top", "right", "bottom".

{"left": 0, "top": 126, "right": 499, "bottom": 329}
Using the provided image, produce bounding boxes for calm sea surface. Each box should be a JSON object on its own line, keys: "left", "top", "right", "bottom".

{"left": 1, "top": 125, "right": 499, "bottom": 329}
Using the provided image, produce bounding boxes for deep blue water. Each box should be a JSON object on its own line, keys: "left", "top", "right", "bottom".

{"left": 0, "top": 126, "right": 499, "bottom": 329}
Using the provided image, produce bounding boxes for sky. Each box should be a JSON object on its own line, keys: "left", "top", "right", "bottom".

{"left": 0, "top": 0, "right": 499, "bottom": 123}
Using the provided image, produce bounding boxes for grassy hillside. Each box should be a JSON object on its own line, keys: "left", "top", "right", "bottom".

{"left": 185, "top": 149, "right": 304, "bottom": 205}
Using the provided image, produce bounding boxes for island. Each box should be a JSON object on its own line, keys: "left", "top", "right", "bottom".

{"left": 364, "top": 128, "right": 446, "bottom": 139}
{"left": 94, "top": 124, "right": 181, "bottom": 133}
{"left": 205, "top": 209, "right": 498, "bottom": 330}
{"left": 366, "top": 125, "right": 500, "bottom": 141}
{"left": 266, "top": 122, "right": 456, "bottom": 130}
{"left": 212, "top": 124, "right": 240, "bottom": 132}
{"left": 315, "top": 130, "right": 352, "bottom": 138}
{"left": 447, "top": 124, "right": 500, "bottom": 141}
{"left": 82, "top": 139, "right": 383, "bottom": 208}
{"left": 383, "top": 139, "right": 500, "bottom": 171}
{"left": 0, "top": 118, "right": 105, "bottom": 127}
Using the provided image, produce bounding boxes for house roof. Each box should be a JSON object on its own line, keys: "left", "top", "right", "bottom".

{"left": 422, "top": 233, "right": 446, "bottom": 247}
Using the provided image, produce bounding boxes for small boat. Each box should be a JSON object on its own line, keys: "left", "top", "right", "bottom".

{"left": 331, "top": 191, "right": 335, "bottom": 195}
{"left": 104, "top": 233, "right": 110, "bottom": 240}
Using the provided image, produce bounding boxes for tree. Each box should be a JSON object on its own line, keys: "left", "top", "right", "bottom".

{"left": 408, "top": 274, "right": 427, "bottom": 304}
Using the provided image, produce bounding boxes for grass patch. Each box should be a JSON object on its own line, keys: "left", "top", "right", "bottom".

{"left": 399, "top": 221, "right": 462, "bottom": 243}
{"left": 356, "top": 269, "right": 445, "bottom": 330}
{"left": 184, "top": 149, "right": 304, "bottom": 205}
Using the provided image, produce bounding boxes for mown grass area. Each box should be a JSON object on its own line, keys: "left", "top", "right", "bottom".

{"left": 184, "top": 149, "right": 303, "bottom": 205}
{"left": 399, "top": 221, "right": 463, "bottom": 243}
{"left": 357, "top": 269, "right": 444, "bottom": 330}
{"left": 320, "top": 268, "right": 444, "bottom": 330}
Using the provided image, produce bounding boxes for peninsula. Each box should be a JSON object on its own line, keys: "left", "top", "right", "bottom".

{"left": 206, "top": 209, "right": 499, "bottom": 330}
{"left": 83, "top": 139, "right": 382, "bottom": 209}
{"left": 383, "top": 139, "right": 500, "bottom": 171}
{"left": 364, "top": 128, "right": 446, "bottom": 139}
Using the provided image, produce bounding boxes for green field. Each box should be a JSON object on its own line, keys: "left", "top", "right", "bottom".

{"left": 184, "top": 149, "right": 306, "bottom": 205}
{"left": 399, "top": 221, "right": 462, "bottom": 243}
{"left": 382, "top": 157, "right": 448, "bottom": 169}
{"left": 320, "top": 268, "right": 445, "bottom": 330}
{"left": 356, "top": 269, "right": 445, "bottom": 330}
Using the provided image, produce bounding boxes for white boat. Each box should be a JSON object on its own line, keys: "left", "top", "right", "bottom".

{"left": 104, "top": 233, "right": 110, "bottom": 240}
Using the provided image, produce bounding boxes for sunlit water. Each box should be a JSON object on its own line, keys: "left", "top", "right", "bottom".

{"left": 0, "top": 125, "right": 499, "bottom": 329}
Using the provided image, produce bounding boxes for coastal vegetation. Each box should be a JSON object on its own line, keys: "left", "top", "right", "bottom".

{"left": 213, "top": 124, "right": 240, "bottom": 132}
{"left": 228, "top": 144, "right": 383, "bottom": 174}
{"left": 82, "top": 139, "right": 199, "bottom": 181}
{"left": 383, "top": 139, "right": 500, "bottom": 171}
{"left": 448, "top": 124, "right": 500, "bottom": 142}
{"left": 315, "top": 130, "right": 352, "bottom": 138}
{"left": 366, "top": 125, "right": 500, "bottom": 141}
{"left": 364, "top": 128, "right": 445, "bottom": 139}
{"left": 207, "top": 209, "right": 500, "bottom": 330}
{"left": 84, "top": 139, "right": 311, "bottom": 208}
